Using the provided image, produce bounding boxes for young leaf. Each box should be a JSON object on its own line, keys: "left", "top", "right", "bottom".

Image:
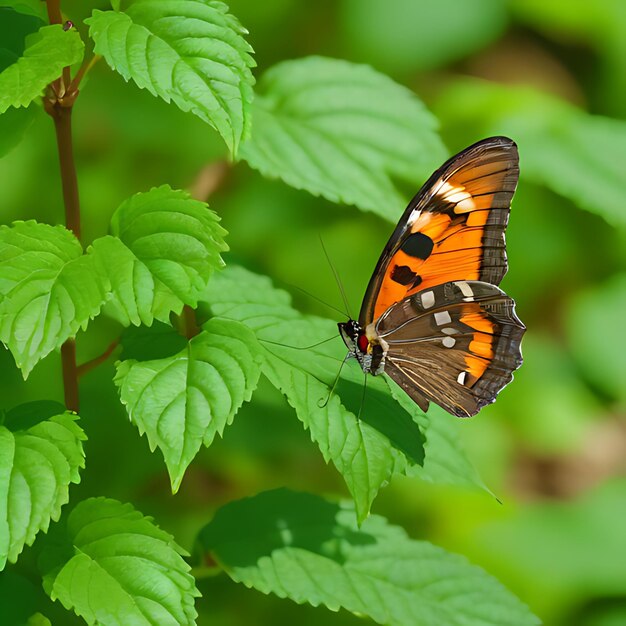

{"left": 202, "top": 266, "right": 481, "bottom": 521}
{"left": 40, "top": 497, "right": 199, "bottom": 626}
{"left": 240, "top": 56, "right": 446, "bottom": 221}
{"left": 114, "top": 318, "right": 263, "bottom": 491}
{"left": 90, "top": 185, "right": 227, "bottom": 326}
{"left": 0, "top": 221, "right": 108, "bottom": 378}
{"left": 0, "top": 25, "right": 84, "bottom": 113}
{"left": 86, "top": 0, "right": 255, "bottom": 155}
{"left": 0, "top": 404, "right": 85, "bottom": 570}
{"left": 433, "top": 78, "right": 626, "bottom": 226}
{"left": 198, "top": 488, "right": 540, "bottom": 626}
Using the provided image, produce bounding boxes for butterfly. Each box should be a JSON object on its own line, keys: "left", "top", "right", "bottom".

{"left": 338, "top": 136, "right": 525, "bottom": 417}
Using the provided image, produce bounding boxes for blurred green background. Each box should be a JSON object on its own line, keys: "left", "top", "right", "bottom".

{"left": 1, "top": 1, "right": 625, "bottom": 624}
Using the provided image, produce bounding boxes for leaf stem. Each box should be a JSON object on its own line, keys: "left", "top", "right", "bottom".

{"left": 77, "top": 339, "right": 120, "bottom": 378}
{"left": 181, "top": 305, "right": 201, "bottom": 339}
{"left": 69, "top": 54, "right": 102, "bottom": 93}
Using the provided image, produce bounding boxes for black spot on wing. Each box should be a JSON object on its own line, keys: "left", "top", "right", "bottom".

{"left": 401, "top": 232, "right": 434, "bottom": 260}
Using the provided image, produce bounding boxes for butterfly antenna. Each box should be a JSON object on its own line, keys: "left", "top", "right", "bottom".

{"left": 318, "top": 354, "right": 349, "bottom": 408}
{"left": 319, "top": 235, "right": 353, "bottom": 320}
{"left": 280, "top": 281, "right": 348, "bottom": 318}
{"left": 259, "top": 335, "right": 339, "bottom": 351}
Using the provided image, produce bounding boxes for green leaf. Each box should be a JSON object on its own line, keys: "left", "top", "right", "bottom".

{"left": 202, "top": 266, "right": 481, "bottom": 521}
{"left": 198, "top": 488, "right": 540, "bottom": 626}
{"left": 0, "top": 6, "right": 46, "bottom": 69}
{"left": 566, "top": 274, "right": 626, "bottom": 405}
{"left": 341, "top": 0, "right": 507, "bottom": 74}
{"left": 240, "top": 56, "right": 446, "bottom": 221}
{"left": 0, "top": 24, "right": 84, "bottom": 113}
{"left": 0, "top": 221, "right": 108, "bottom": 377}
{"left": 86, "top": 1, "right": 255, "bottom": 155}
{"left": 0, "top": 405, "right": 85, "bottom": 570}
{"left": 433, "top": 78, "right": 626, "bottom": 226}
{"left": 0, "top": 2, "right": 47, "bottom": 20}
{"left": 0, "top": 570, "right": 45, "bottom": 626}
{"left": 90, "top": 185, "right": 227, "bottom": 327}
{"left": 0, "top": 106, "right": 37, "bottom": 159}
{"left": 40, "top": 497, "right": 200, "bottom": 626}
{"left": 114, "top": 318, "right": 263, "bottom": 491}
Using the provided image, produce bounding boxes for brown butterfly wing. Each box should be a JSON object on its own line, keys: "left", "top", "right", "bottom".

{"left": 359, "top": 136, "right": 519, "bottom": 327}
{"left": 377, "top": 281, "right": 525, "bottom": 417}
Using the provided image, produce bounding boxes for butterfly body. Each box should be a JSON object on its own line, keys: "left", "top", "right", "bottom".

{"left": 339, "top": 137, "right": 525, "bottom": 417}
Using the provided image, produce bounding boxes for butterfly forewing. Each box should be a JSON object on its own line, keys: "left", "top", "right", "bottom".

{"left": 359, "top": 137, "right": 519, "bottom": 326}
{"left": 378, "top": 281, "right": 525, "bottom": 417}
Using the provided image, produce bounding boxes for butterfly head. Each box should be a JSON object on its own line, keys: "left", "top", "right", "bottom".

{"left": 337, "top": 319, "right": 363, "bottom": 353}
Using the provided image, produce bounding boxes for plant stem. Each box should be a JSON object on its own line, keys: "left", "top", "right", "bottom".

{"left": 46, "top": 0, "right": 81, "bottom": 412}
{"left": 52, "top": 107, "right": 81, "bottom": 239}
{"left": 77, "top": 339, "right": 120, "bottom": 378}
{"left": 61, "top": 340, "right": 79, "bottom": 412}
{"left": 181, "top": 305, "right": 201, "bottom": 339}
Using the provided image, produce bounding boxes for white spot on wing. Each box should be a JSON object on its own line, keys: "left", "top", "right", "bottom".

{"left": 442, "top": 336, "right": 456, "bottom": 348}
{"left": 434, "top": 311, "right": 452, "bottom": 326}
{"left": 421, "top": 291, "right": 435, "bottom": 309}
{"left": 442, "top": 327, "right": 458, "bottom": 335}
{"left": 436, "top": 180, "right": 475, "bottom": 213}
{"left": 455, "top": 281, "right": 474, "bottom": 299}
{"left": 457, "top": 371, "right": 467, "bottom": 385}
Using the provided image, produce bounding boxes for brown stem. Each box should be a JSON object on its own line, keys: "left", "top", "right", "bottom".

{"left": 52, "top": 107, "right": 81, "bottom": 239}
{"left": 61, "top": 340, "right": 79, "bottom": 412}
{"left": 181, "top": 305, "right": 201, "bottom": 339}
{"left": 77, "top": 339, "right": 120, "bottom": 378}
{"left": 46, "top": 0, "right": 82, "bottom": 411}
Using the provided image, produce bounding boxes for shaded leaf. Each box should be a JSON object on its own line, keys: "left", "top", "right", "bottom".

{"left": 0, "top": 106, "right": 37, "bottom": 159}
{"left": 0, "top": 24, "right": 84, "bottom": 113}
{"left": 199, "top": 488, "right": 540, "bottom": 626}
{"left": 86, "top": 1, "right": 255, "bottom": 154}
{"left": 41, "top": 497, "right": 199, "bottom": 626}
{"left": 0, "top": 405, "right": 85, "bottom": 570}
{"left": 90, "top": 185, "right": 227, "bottom": 326}
{"left": 240, "top": 56, "right": 446, "bottom": 221}
{"left": 0, "top": 221, "right": 108, "bottom": 377}
{"left": 115, "top": 318, "right": 262, "bottom": 491}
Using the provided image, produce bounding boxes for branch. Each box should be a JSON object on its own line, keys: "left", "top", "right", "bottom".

{"left": 77, "top": 339, "right": 120, "bottom": 378}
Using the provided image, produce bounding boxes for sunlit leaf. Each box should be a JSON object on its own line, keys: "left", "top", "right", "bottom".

{"left": 115, "top": 318, "right": 263, "bottom": 491}
{"left": 341, "top": 0, "right": 507, "bottom": 74}
{"left": 40, "top": 497, "right": 199, "bottom": 626}
{"left": 86, "top": 1, "right": 255, "bottom": 154}
{"left": 202, "top": 265, "right": 483, "bottom": 521}
{"left": 240, "top": 56, "right": 446, "bottom": 221}
{"left": 0, "top": 221, "right": 108, "bottom": 377}
{"left": 90, "top": 185, "right": 228, "bottom": 326}
{"left": 0, "top": 25, "right": 84, "bottom": 113}
{"left": 0, "top": 403, "right": 85, "bottom": 570}
{"left": 433, "top": 78, "right": 626, "bottom": 226}
{"left": 199, "top": 489, "right": 540, "bottom": 626}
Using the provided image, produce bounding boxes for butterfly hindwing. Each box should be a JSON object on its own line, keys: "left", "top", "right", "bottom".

{"left": 359, "top": 136, "right": 519, "bottom": 326}
{"left": 377, "top": 281, "right": 525, "bottom": 417}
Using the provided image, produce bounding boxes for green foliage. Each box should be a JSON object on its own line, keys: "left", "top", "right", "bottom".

{"left": 91, "top": 185, "right": 228, "bottom": 326}
{"left": 115, "top": 318, "right": 263, "bottom": 491}
{"left": 199, "top": 489, "right": 539, "bottom": 626}
{"left": 0, "top": 25, "right": 84, "bottom": 113}
{"left": 0, "top": 106, "right": 37, "bottom": 159}
{"left": 41, "top": 497, "right": 200, "bottom": 625}
{"left": 341, "top": 0, "right": 507, "bottom": 74}
{"left": 0, "top": 403, "right": 85, "bottom": 570}
{"left": 240, "top": 56, "right": 446, "bottom": 221}
{"left": 433, "top": 79, "right": 626, "bottom": 226}
{"left": 0, "top": 221, "right": 107, "bottom": 377}
{"left": 86, "top": 0, "right": 255, "bottom": 155}
{"left": 202, "top": 265, "right": 483, "bottom": 521}
{"left": 566, "top": 274, "right": 626, "bottom": 405}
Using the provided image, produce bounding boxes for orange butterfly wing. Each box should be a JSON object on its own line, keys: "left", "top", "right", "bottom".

{"left": 359, "top": 136, "right": 519, "bottom": 326}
